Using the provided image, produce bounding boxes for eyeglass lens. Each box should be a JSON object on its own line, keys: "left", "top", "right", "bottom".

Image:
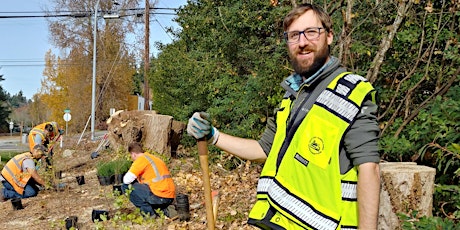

{"left": 285, "top": 27, "right": 323, "bottom": 43}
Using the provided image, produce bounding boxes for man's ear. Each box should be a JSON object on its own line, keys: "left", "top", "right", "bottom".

{"left": 327, "top": 30, "right": 333, "bottom": 45}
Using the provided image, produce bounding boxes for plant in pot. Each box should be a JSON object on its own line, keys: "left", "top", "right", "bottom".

{"left": 110, "top": 158, "right": 131, "bottom": 194}
{"left": 96, "top": 161, "right": 114, "bottom": 186}
{"left": 112, "top": 159, "right": 132, "bottom": 185}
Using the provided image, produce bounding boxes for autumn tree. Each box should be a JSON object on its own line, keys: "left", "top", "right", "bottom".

{"left": 28, "top": 94, "right": 48, "bottom": 127}
{"left": 41, "top": 0, "right": 139, "bottom": 132}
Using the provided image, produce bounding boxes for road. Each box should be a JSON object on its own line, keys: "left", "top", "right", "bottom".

{"left": 0, "top": 131, "right": 107, "bottom": 152}
{"left": 0, "top": 135, "right": 28, "bottom": 151}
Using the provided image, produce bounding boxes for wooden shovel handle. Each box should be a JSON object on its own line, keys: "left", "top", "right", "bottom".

{"left": 198, "top": 138, "right": 215, "bottom": 229}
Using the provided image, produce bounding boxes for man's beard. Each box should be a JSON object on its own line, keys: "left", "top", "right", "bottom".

{"left": 290, "top": 46, "right": 329, "bottom": 77}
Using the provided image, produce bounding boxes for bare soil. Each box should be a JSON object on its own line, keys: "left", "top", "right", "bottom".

{"left": 0, "top": 136, "right": 261, "bottom": 230}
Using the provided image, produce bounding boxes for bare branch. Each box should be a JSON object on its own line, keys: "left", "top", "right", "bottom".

{"left": 218, "top": 7, "right": 230, "bottom": 33}
{"left": 367, "top": 0, "right": 413, "bottom": 83}
{"left": 377, "top": 8, "right": 426, "bottom": 122}
{"left": 393, "top": 67, "right": 460, "bottom": 138}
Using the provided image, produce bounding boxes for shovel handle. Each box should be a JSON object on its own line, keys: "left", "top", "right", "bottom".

{"left": 198, "top": 138, "right": 215, "bottom": 230}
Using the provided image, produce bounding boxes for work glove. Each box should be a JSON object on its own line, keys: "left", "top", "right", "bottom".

{"left": 187, "top": 112, "right": 220, "bottom": 145}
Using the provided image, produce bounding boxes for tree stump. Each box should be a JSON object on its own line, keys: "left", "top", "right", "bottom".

{"left": 378, "top": 162, "right": 436, "bottom": 229}
{"left": 106, "top": 110, "right": 185, "bottom": 157}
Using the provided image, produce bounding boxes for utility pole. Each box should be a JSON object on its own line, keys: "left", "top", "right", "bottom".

{"left": 143, "top": 0, "right": 150, "bottom": 110}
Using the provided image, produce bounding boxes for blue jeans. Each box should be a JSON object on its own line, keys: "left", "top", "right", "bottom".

{"left": 2, "top": 179, "right": 39, "bottom": 199}
{"left": 122, "top": 182, "right": 173, "bottom": 216}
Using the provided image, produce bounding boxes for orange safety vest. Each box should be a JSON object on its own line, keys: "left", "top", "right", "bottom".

{"left": 1, "top": 152, "right": 33, "bottom": 195}
{"left": 28, "top": 122, "right": 60, "bottom": 151}
{"left": 130, "top": 152, "right": 175, "bottom": 199}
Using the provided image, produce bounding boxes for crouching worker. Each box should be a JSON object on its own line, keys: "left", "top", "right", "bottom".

{"left": 122, "top": 142, "right": 175, "bottom": 217}
{"left": 0, "top": 145, "right": 48, "bottom": 201}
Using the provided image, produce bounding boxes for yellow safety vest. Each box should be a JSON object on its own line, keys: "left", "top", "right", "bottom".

{"left": 1, "top": 152, "right": 33, "bottom": 195}
{"left": 248, "top": 72, "right": 375, "bottom": 229}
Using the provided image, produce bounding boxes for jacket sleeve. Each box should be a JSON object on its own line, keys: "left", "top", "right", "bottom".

{"left": 258, "top": 116, "right": 276, "bottom": 156}
{"left": 344, "top": 98, "right": 380, "bottom": 166}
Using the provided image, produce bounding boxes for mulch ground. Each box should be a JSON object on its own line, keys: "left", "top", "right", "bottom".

{"left": 0, "top": 136, "right": 261, "bottom": 230}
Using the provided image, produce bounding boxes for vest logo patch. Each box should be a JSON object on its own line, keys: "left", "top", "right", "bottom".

{"left": 308, "top": 137, "right": 324, "bottom": 154}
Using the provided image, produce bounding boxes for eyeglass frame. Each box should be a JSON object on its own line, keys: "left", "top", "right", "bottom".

{"left": 283, "top": 27, "right": 325, "bottom": 44}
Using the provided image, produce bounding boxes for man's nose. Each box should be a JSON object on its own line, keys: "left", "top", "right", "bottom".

{"left": 298, "top": 33, "right": 309, "bottom": 46}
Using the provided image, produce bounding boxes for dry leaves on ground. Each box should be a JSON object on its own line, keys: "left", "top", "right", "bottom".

{"left": 0, "top": 139, "right": 262, "bottom": 230}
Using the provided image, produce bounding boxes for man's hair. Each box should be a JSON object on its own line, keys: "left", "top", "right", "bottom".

{"left": 283, "top": 3, "right": 332, "bottom": 33}
{"left": 33, "top": 144, "right": 46, "bottom": 156}
{"left": 128, "top": 142, "right": 143, "bottom": 153}
{"left": 45, "top": 124, "right": 54, "bottom": 132}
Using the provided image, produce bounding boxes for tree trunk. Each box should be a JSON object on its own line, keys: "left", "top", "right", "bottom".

{"left": 366, "top": 0, "right": 412, "bottom": 83}
{"left": 378, "top": 162, "right": 436, "bottom": 229}
{"left": 106, "top": 110, "right": 185, "bottom": 157}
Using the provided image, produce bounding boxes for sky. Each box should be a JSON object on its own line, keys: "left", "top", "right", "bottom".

{"left": 0, "top": 0, "right": 187, "bottom": 100}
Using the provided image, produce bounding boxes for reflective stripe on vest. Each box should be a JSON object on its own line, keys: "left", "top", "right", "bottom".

{"left": 248, "top": 72, "right": 375, "bottom": 229}
{"left": 1, "top": 153, "right": 32, "bottom": 194}
{"left": 30, "top": 128, "right": 46, "bottom": 140}
{"left": 30, "top": 122, "right": 48, "bottom": 145}
{"left": 257, "top": 177, "right": 339, "bottom": 229}
{"left": 257, "top": 177, "right": 357, "bottom": 204}
{"left": 143, "top": 154, "right": 171, "bottom": 183}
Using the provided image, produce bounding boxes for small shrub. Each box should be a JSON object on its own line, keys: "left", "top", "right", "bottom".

{"left": 97, "top": 161, "right": 115, "bottom": 177}
{"left": 113, "top": 159, "right": 132, "bottom": 175}
{"left": 400, "top": 211, "right": 458, "bottom": 230}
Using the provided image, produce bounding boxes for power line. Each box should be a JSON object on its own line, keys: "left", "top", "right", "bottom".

{"left": 0, "top": 7, "right": 178, "bottom": 19}
{"left": 0, "top": 7, "right": 177, "bottom": 14}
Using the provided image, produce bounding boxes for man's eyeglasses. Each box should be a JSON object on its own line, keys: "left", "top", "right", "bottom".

{"left": 284, "top": 27, "right": 324, "bottom": 43}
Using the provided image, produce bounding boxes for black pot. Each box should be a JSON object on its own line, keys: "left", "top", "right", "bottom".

{"left": 112, "top": 174, "right": 124, "bottom": 184}
{"left": 97, "top": 175, "right": 112, "bottom": 186}
{"left": 65, "top": 216, "right": 78, "bottom": 229}
{"left": 11, "top": 198, "right": 23, "bottom": 210}
{"left": 92, "top": 209, "right": 110, "bottom": 222}
{"left": 113, "top": 184, "right": 122, "bottom": 194}
{"left": 76, "top": 175, "right": 85, "bottom": 185}
{"left": 175, "top": 194, "right": 190, "bottom": 221}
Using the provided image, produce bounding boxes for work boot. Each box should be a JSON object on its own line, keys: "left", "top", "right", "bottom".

{"left": 156, "top": 205, "right": 176, "bottom": 218}
{"left": 161, "top": 207, "right": 170, "bottom": 217}
{"left": 165, "top": 205, "right": 177, "bottom": 218}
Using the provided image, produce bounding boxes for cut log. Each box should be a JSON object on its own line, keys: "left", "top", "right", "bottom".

{"left": 142, "top": 113, "right": 173, "bottom": 155}
{"left": 106, "top": 110, "right": 185, "bottom": 157}
{"left": 378, "top": 162, "right": 436, "bottom": 229}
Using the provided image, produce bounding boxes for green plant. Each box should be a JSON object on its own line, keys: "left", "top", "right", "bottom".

{"left": 112, "top": 159, "right": 132, "bottom": 175}
{"left": 97, "top": 161, "right": 115, "bottom": 177}
{"left": 0, "top": 151, "right": 19, "bottom": 163}
{"left": 399, "top": 210, "right": 458, "bottom": 230}
{"left": 380, "top": 87, "right": 460, "bottom": 177}
{"left": 98, "top": 185, "right": 165, "bottom": 228}
{"left": 399, "top": 184, "right": 460, "bottom": 229}
{"left": 433, "top": 184, "right": 460, "bottom": 221}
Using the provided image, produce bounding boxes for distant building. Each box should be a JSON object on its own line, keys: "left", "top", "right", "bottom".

{"left": 127, "top": 94, "right": 152, "bottom": 111}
